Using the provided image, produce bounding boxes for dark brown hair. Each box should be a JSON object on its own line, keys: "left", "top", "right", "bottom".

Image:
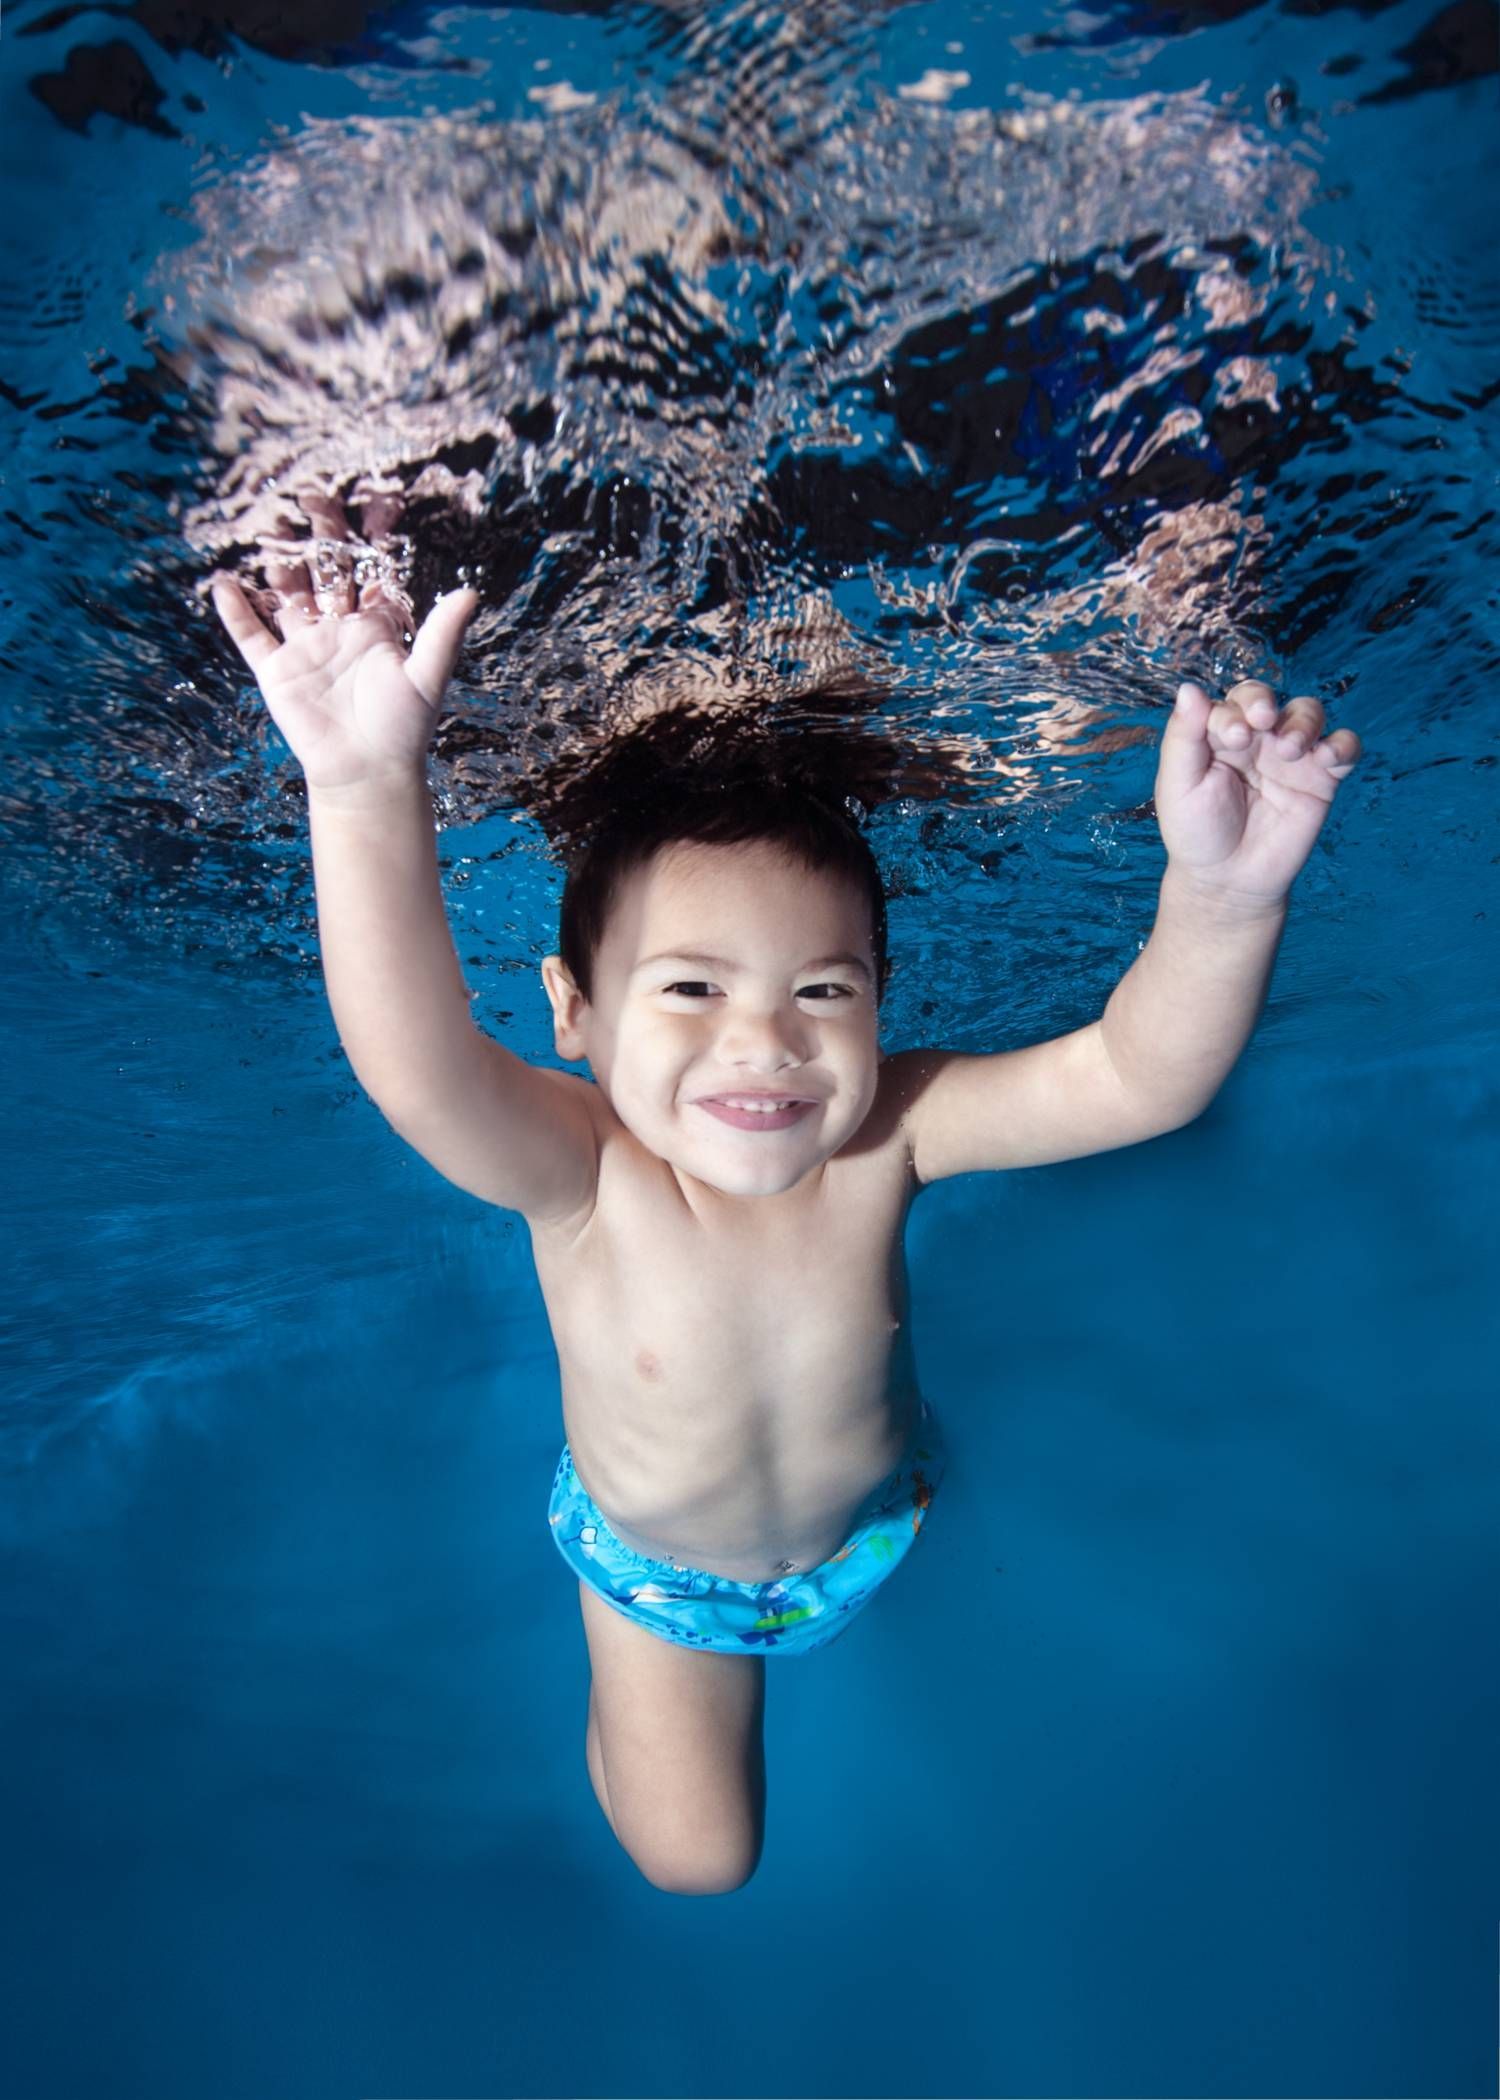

{"left": 538, "top": 708, "right": 892, "bottom": 1003}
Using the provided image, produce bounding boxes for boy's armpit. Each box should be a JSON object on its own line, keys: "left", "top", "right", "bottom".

{"left": 380, "top": 1039, "right": 599, "bottom": 1228}
{"left": 887, "top": 1025, "right": 1195, "bottom": 1183}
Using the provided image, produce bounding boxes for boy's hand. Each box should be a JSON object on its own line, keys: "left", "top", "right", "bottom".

{"left": 1153, "top": 680, "right": 1362, "bottom": 906}
{"left": 210, "top": 496, "right": 478, "bottom": 799}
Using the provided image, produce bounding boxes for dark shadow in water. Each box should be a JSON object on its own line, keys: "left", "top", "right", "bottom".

{"left": 5, "top": 0, "right": 1492, "bottom": 961}
{"left": 1023, "top": 0, "right": 1498, "bottom": 109}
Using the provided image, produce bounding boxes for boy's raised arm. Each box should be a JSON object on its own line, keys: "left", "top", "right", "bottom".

{"left": 211, "top": 527, "right": 597, "bottom": 1229}
{"left": 304, "top": 773, "right": 597, "bottom": 1226}
{"left": 897, "top": 678, "right": 1362, "bottom": 1185}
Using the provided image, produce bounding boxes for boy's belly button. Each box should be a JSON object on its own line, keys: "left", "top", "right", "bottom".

{"left": 603, "top": 1472, "right": 892, "bottom": 1583}
{"left": 607, "top": 1511, "right": 812, "bottom": 1581}
{"left": 584, "top": 1392, "right": 916, "bottom": 1580}
{"left": 673, "top": 1554, "right": 800, "bottom": 1575}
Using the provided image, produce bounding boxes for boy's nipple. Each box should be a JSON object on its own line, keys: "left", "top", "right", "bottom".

{"left": 634, "top": 1347, "right": 664, "bottom": 1382}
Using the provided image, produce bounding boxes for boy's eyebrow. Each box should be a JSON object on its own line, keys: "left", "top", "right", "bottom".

{"left": 633, "top": 949, "right": 873, "bottom": 981}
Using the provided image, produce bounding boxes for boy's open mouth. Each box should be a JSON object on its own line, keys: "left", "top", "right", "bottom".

{"left": 692, "top": 1094, "right": 817, "bottom": 1133}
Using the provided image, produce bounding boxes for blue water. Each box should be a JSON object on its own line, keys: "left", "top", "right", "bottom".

{"left": 3, "top": 2, "right": 1497, "bottom": 2096}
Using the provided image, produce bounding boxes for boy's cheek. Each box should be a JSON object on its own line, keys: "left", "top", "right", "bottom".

{"left": 842, "top": 1037, "right": 882, "bottom": 1110}
{"left": 840, "top": 1083, "right": 879, "bottom": 1145}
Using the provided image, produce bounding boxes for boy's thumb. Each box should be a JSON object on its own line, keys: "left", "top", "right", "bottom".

{"left": 407, "top": 587, "right": 480, "bottom": 705}
{"left": 1155, "top": 682, "right": 1214, "bottom": 799}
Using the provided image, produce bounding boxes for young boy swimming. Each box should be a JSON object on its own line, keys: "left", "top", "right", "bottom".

{"left": 211, "top": 563, "right": 1361, "bottom": 1896}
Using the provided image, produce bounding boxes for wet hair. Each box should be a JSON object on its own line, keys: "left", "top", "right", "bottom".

{"left": 540, "top": 710, "right": 892, "bottom": 1004}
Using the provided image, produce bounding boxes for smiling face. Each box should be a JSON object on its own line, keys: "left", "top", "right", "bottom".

{"left": 541, "top": 838, "right": 883, "bottom": 1198}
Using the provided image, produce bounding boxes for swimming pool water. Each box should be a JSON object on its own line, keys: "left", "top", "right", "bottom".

{"left": 2, "top": 3, "right": 1497, "bottom": 2095}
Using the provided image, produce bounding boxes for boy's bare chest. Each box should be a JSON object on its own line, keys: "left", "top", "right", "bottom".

{"left": 527, "top": 1130, "right": 919, "bottom": 1579}
{"left": 535, "top": 1140, "right": 912, "bottom": 1391}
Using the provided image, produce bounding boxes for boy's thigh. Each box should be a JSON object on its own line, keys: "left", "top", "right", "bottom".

{"left": 577, "top": 1578, "right": 766, "bottom": 1893}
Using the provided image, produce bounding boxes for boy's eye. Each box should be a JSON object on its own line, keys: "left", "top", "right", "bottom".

{"left": 659, "top": 981, "right": 856, "bottom": 1001}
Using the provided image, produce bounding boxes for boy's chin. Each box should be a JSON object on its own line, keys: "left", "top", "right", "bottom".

{"left": 671, "top": 1126, "right": 833, "bottom": 1198}
{"left": 611, "top": 1096, "right": 857, "bottom": 1197}
{"left": 689, "top": 1153, "right": 823, "bottom": 1198}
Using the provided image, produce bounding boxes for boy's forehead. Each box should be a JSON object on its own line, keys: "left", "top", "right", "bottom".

{"left": 606, "top": 838, "right": 871, "bottom": 955}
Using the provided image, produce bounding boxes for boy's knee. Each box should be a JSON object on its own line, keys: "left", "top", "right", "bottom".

{"left": 585, "top": 1729, "right": 759, "bottom": 1890}
{"left": 628, "top": 1794, "right": 764, "bottom": 1894}
{"left": 636, "top": 1843, "right": 760, "bottom": 1896}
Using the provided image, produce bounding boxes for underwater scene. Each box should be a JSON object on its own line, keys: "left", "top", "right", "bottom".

{"left": 2, "top": 1, "right": 1497, "bottom": 2094}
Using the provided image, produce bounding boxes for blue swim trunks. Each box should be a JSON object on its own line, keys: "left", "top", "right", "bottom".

{"left": 547, "top": 1398, "right": 945, "bottom": 1658}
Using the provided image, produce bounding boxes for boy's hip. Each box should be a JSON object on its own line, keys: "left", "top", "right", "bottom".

{"left": 546, "top": 1396, "right": 946, "bottom": 1658}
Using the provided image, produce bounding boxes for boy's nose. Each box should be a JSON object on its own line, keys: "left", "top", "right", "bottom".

{"left": 717, "top": 1009, "right": 811, "bottom": 1071}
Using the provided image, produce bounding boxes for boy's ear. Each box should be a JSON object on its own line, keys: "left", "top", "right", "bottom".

{"left": 540, "top": 954, "right": 589, "bottom": 1061}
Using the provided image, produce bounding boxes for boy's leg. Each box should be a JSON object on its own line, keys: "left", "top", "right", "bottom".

{"left": 585, "top": 1683, "right": 617, "bottom": 1837}
{"left": 577, "top": 1578, "right": 766, "bottom": 1896}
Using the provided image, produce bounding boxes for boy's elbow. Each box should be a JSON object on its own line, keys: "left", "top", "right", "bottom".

{"left": 1157, "top": 1083, "right": 1223, "bottom": 1134}
{"left": 1113, "top": 1076, "right": 1218, "bottom": 1145}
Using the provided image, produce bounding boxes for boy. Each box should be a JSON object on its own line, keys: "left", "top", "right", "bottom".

{"left": 211, "top": 563, "right": 1361, "bottom": 1897}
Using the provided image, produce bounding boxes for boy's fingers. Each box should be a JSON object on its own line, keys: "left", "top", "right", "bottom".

{"left": 266, "top": 558, "right": 320, "bottom": 635}
{"left": 1156, "top": 682, "right": 1215, "bottom": 798}
{"left": 319, "top": 567, "right": 356, "bottom": 617}
{"left": 1318, "top": 728, "right": 1362, "bottom": 773}
{"left": 406, "top": 588, "right": 480, "bottom": 706}
{"left": 355, "top": 582, "right": 414, "bottom": 642}
{"left": 210, "top": 575, "right": 278, "bottom": 673}
{"left": 1271, "top": 694, "right": 1324, "bottom": 755}
{"left": 1208, "top": 697, "right": 1252, "bottom": 743}
{"left": 1224, "top": 679, "right": 1278, "bottom": 726}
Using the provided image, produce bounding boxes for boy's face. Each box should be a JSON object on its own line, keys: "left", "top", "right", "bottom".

{"left": 543, "top": 839, "right": 882, "bottom": 1198}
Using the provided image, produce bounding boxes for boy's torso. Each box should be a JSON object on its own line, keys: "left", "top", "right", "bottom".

{"left": 529, "top": 1060, "right": 922, "bottom": 1584}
